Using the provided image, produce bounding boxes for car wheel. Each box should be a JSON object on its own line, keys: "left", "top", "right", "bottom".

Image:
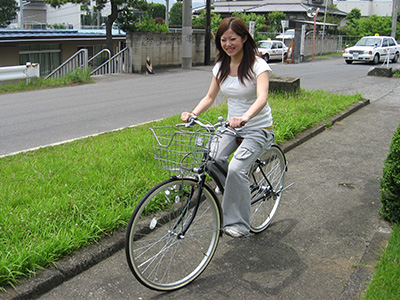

{"left": 263, "top": 54, "right": 269, "bottom": 62}
{"left": 392, "top": 52, "right": 399, "bottom": 63}
{"left": 345, "top": 60, "right": 353, "bottom": 64}
{"left": 372, "top": 54, "right": 379, "bottom": 65}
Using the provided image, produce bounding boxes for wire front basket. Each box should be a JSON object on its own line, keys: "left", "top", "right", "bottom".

{"left": 150, "top": 126, "right": 216, "bottom": 175}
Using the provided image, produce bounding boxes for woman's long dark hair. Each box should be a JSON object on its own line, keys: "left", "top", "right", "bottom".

{"left": 215, "top": 17, "right": 260, "bottom": 85}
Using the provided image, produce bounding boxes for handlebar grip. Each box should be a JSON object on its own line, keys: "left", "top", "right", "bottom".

{"left": 186, "top": 116, "right": 198, "bottom": 127}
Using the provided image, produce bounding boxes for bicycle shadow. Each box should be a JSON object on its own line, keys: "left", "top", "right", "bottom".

{"left": 180, "top": 218, "right": 304, "bottom": 298}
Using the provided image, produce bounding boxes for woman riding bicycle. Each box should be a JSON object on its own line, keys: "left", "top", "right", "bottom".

{"left": 181, "top": 17, "right": 275, "bottom": 238}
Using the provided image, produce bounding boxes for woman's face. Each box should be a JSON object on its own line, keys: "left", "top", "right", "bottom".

{"left": 220, "top": 28, "right": 247, "bottom": 59}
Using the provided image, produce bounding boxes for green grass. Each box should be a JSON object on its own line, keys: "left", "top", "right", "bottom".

{"left": 363, "top": 224, "right": 400, "bottom": 299}
{"left": 0, "top": 69, "right": 93, "bottom": 94}
{"left": 0, "top": 89, "right": 363, "bottom": 288}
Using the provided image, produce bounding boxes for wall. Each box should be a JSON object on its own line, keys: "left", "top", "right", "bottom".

{"left": 0, "top": 46, "right": 19, "bottom": 67}
{"left": 126, "top": 32, "right": 216, "bottom": 73}
{"left": 303, "top": 36, "right": 339, "bottom": 59}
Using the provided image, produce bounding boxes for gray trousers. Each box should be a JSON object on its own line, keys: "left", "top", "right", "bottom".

{"left": 208, "top": 128, "right": 275, "bottom": 233}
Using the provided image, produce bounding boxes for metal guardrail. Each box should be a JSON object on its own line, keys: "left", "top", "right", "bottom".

{"left": 0, "top": 62, "right": 40, "bottom": 83}
{"left": 44, "top": 47, "right": 130, "bottom": 79}
{"left": 88, "top": 49, "right": 111, "bottom": 75}
{"left": 90, "top": 47, "right": 130, "bottom": 76}
{"left": 45, "top": 49, "right": 88, "bottom": 80}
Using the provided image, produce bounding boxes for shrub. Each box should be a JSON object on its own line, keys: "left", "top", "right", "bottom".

{"left": 380, "top": 121, "right": 400, "bottom": 224}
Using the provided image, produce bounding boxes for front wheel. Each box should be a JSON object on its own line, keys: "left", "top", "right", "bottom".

{"left": 249, "top": 145, "right": 286, "bottom": 233}
{"left": 372, "top": 54, "right": 379, "bottom": 65}
{"left": 125, "top": 177, "right": 221, "bottom": 291}
{"left": 392, "top": 52, "right": 399, "bottom": 63}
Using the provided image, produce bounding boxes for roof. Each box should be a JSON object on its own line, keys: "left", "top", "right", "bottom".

{"left": 0, "top": 28, "right": 126, "bottom": 43}
{"left": 195, "top": 1, "right": 347, "bottom": 17}
{"left": 248, "top": 3, "right": 309, "bottom": 13}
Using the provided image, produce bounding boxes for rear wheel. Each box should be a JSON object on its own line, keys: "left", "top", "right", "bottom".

{"left": 249, "top": 145, "right": 286, "bottom": 233}
{"left": 125, "top": 177, "right": 221, "bottom": 291}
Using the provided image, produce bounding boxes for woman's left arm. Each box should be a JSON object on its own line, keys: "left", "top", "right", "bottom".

{"left": 230, "top": 71, "right": 270, "bottom": 128}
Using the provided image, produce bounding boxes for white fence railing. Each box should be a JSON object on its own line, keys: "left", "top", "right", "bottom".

{"left": 0, "top": 63, "right": 40, "bottom": 83}
{"left": 45, "top": 49, "right": 88, "bottom": 80}
{"left": 90, "top": 48, "right": 130, "bottom": 76}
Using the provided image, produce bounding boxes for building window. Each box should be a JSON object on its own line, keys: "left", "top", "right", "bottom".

{"left": 19, "top": 44, "right": 61, "bottom": 76}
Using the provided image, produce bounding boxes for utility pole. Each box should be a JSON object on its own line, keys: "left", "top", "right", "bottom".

{"left": 165, "top": 0, "right": 169, "bottom": 27}
{"left": 204, "top": 0, "right": 211, "bottom": 65}
{"left": 19, "top": 0, "right": 24, "bottom": 29}
{"left": 182, "top": 0, "right": 192, "bottom": 69}
{"left": 391, "top": 0, "right": 399, "bottom": 38}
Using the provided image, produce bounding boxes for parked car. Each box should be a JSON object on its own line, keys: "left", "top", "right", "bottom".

{"left": 275, "top": 29, "right": 295, "bottom": 40}
{"left": 343, "top": 36, "right": 400, "bottom": 64}
{"left": 257, "top": 40, "right": 288, "bottom": 62}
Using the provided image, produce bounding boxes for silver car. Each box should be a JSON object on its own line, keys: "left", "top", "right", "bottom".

{"left": 343, "top": 36, "right": 400, "bottom": 64}
{"left": 257, "top": 40, "right": 288, "bottom": 62}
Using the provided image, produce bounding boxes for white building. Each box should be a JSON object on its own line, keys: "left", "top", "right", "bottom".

{"left": 334, "top": 0, "right": 393, "bottom": 17}
{"left": 10, "top": 0, "right": 111, "bottom": 29}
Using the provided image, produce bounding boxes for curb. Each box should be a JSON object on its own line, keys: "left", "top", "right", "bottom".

{"left": 1, "top": 98, "right": 381, "bottom": 300}
{"left": 339, "top": 220, "right": 392, "bottom": 299}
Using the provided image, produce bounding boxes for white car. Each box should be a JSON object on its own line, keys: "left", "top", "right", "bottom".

{"left": 257, "top": 40, "right": 288, "bottom": 62}
{"left": 275, "top": 29, "right": 295, "bottom": 40}
{"left": 343, "top": 36, "right": 400, "bottom": 64}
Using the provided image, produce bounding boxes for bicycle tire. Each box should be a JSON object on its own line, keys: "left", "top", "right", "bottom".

{"left": 125, "top": 177, "right": 221, "bottom": 291}
{"left": 249, "top": 144, "right": 286, "bottom": 233}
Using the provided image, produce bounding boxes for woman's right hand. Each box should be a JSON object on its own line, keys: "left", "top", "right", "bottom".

{"left": 181, "top": 112, "right": 196, "bottom": 122}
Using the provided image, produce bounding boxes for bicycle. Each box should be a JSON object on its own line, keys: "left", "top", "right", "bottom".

{"left": 125, "top": 116, "right": 291, "bottom": 291}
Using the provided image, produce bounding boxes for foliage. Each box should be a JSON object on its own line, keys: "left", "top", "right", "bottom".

{"left": 192, "top": 9, "right": 222, "bottom": 34}
{"left": 341, "top": 14, "right": 396, "bottom": 38}
{"left": 80, "top": 4, "right": 105, "bottom": 27}
{"left": 169, "top": 1, "right": 182, "bottom": 26}
{"left": 346, "top": 8, "right": 361, "bottom": 26}
{"left": 363, "top": 223, "right": 400, "bottom": 299}
{"left": 147, "top": 2, "right": 165, "bottom": 20}
{"left": 232, "top": 12, "right": 267, "bottom": 41}
{"left": 0, "top": 0, "right": 18, "bottom": 27}
{"left": 380, "top": 121, "right": 400, "bottom": 224}
{"left": 324, "top": 4, "right": 341, "bottom": 26}
{"left": 268, "top": 11, "right": 286, "bottom": 33}
{"left": 47, "top": 23, "right": 68, "bottom": 29}
{"left": 136, "top": 14, "right": 169, "bottom": 33}
{"left": 0, "top": 69, "right": 93, "bottom": 95}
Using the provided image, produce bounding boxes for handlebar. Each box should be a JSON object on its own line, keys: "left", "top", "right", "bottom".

{"left": 177, "top": 116, "right": 236, "bottom": 135}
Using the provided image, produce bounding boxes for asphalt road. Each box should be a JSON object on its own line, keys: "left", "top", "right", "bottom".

{"left": 0, "top": 57, "right": 375, "bottom": 157}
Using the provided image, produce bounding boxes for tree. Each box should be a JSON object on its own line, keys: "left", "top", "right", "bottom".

{"left": 45, "top": 0, "right": 148, "bottom": 55}
{"left": 232, "top": 12, "right": 267, "bottom": 41}
{"left": 192, "top": 9, "right": 222, "bottom": 33}
{"left": 147, "top": 3, "right": 165, "bottom": 20}
{"left": 0, "top": 0, "right": 18, "bottom": 28}
{"left": 169, "top": 2, "right": 182, "bottom": 26}
{"left": 268, "top": 11, "right": 286, "bottom": 33}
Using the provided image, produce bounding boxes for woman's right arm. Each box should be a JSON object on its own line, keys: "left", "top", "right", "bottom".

{"left": 181, "top": 76, "right": 220, "bottom": 122}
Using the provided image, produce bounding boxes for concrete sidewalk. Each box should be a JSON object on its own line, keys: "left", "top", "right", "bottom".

{"left": 2, "top": 72, "right": 399, "bottom": 300}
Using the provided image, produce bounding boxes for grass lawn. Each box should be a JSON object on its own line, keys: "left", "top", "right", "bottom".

{"left": 0, "top": 88, "right": 365, "bottom": 289}
{"left": 363, "top": 224, "right": 400, "bottom": 299}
